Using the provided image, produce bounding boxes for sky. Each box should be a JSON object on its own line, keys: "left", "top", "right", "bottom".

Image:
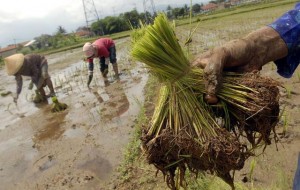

{"left": 0, "top": 0, "right": 208, "bottom": 48}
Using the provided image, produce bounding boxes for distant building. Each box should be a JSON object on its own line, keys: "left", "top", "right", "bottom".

{"left": 201, "top": 3, "right": 218, "bottom": 12}
{"left": 0, "top": 41, "right": 30, "bottom": 58}
{"left": 75, "top": 30, "right": 93, "bottom": 38}
{"left": 0, "top": 45, "right": 18, "bottom": 58}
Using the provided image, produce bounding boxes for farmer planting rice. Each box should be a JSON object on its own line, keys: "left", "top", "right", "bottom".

{"left": 131, "top": 2, "right": 300, "bottom": 188}
{"left": 83, "top": 37, "right": 120, "bottom": 87}
{"left": 4, "top": 53, "right": 56, "bottom": 104}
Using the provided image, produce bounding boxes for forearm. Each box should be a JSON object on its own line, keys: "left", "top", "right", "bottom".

{"left": 36, "top": 77, "right": 44, "bottom": 89}
{"left": 224, "top": 26, "right": 287, "bottom": 70}
{"left": 87, "top": 61, "right": 94, "bottom": 86}
{"left": 15, "top": 75, "right": 23, "bottom": 95}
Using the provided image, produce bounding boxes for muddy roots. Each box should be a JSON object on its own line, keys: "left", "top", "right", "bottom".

{"left": 141, "top": 73, "right": 281, "bottom": 190}
{"left": 224, "top": 72, "right": 280, "bottom": 146}
{"left": 141, "top": 128, "right": 253, "bottom": 190}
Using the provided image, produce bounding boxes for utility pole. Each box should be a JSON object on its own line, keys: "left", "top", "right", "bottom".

{"left": 143, "top": 0, "right": 157, "bottom": 24}
{"left": 82, "top": 0, "right": 104, "bottom": 35}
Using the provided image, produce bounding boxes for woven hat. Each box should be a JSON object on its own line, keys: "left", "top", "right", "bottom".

{"left": 4, "top": 53, "right": 25, "bottom": 75}
{"left": 82, "top": 42, "right": 94, "bottom": 58}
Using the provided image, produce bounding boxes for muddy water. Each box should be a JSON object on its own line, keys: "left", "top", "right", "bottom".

{"left": 0, "top": 38, "right": 148, "bottom": 189}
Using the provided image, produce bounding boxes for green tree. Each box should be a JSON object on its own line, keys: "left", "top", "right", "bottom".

{"left": 56, "top": 26, "right": 67, "bottom": 34}
{"left": 166, "top": 5, "right": 172, "bottom": 19}
{"left": 172, "top": 8, "right": 181, "bottom": 19}
{"left": 183, "top": 4, "right": 189, "bottom": 18}
{"left": 91, "top": 20, "right": 105, "bottom": 35}
{"left": 192, "top": 4, "right": 201, "bottom": 13}
{"left": 34, "top": 34, "right": 52, "bottom": 49}
{"left": 122, "top": 9, "right": 141, "bottom": 28}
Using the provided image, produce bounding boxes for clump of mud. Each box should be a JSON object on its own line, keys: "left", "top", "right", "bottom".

{"left": 141, "top": 127, "right": 252, "bottom": 190}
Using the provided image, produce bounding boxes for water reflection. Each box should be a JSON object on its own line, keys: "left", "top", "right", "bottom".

{"left": 90, "top": 81, "right": 129, "bottom": 122}
{"left": 32, "top": 107, "right": 68, "bottom": 146}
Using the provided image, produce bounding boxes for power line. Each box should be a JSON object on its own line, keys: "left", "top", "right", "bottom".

{"left": 143, "top": 0, "right": 157, "bottom": 24}
{"left": 82, "top": 0, "right": 104, "bottom": 35}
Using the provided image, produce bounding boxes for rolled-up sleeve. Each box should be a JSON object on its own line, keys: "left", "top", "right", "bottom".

{"left": 268, "top": 2, "right": 300, "bottom": 78}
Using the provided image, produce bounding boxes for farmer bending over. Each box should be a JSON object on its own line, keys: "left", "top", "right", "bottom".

{"left": 192, "top": 2, "right": 300, "bottom": 104}
{"left": 4, "top": 53, "right": 56, "bottom": 103}
{"left": 82, "top": 37, "right": 119, "bottom": 87}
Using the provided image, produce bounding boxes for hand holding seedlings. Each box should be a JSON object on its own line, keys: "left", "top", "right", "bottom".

{"left": 192, "top": 3, "right": 300, "bottom": 104}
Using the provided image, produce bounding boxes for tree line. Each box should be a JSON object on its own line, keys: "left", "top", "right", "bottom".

{"left": 25, "top": 3, "right": 206, "bottom": 52}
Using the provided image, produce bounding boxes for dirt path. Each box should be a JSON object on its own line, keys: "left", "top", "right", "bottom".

{"left": 0, "top": 38, "right": 148, "bottom": 190}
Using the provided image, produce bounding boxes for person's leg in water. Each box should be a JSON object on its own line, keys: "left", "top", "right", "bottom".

{"left": 100, "top": 57, "right": 109, "bottom": 86}
{"left": 33, "top": 84, "right": 47, "bottom": 103}
{"left": 109, "top": 46, "right": 119, "bottom": 80}
{"left": 41, "top": 60, "right": 56, "bottom": 97}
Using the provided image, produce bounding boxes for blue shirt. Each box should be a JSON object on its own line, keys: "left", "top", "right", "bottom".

{"left": 269, "top": 3, "right": 300, "bottom": 78}
{"left": 294, "top": 153, "right": 300, "bottom": 190}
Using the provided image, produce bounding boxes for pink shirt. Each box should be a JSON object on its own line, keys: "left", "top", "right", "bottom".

{"left": 93, "top": 38, "right": 115, "bottom": 57}
{"left": 86, "top": 38, "right": 115, "bottom": 63}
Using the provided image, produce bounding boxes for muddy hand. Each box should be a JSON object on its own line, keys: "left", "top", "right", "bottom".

{"left": 192, "top": 48, "right": 227, "bottom": 104}
{"left": 12, "top": 93, "right": 18, "bottom": 104}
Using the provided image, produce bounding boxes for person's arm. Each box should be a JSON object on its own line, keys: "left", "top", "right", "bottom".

{"left": 14, "top": 74, "right": 23, "bottom": 102}
{"left": 87, "top": 59, "right": 94, "bottom": 87}
{"left": 192, "top": 26, "right": 288, "bottom": 104}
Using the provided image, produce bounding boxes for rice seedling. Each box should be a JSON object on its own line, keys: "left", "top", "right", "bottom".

{"left": 0, "top": 90, "right": 12, "bottom": 97}
{"left": 249, "top": 158, "right": 257, "bottom": 187}
{"left": 284, "top": 85, "right": 292, "bottom": 99}
{"left": 131, "top": 13, "right": 280, "bottom": 190}
{"left": 51, "top": 96, "right": 68, "bottom": 113}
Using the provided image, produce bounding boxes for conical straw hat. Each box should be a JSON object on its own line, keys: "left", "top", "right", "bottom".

{"left": 4, "top": 53, "right": 25, "bottom": 75}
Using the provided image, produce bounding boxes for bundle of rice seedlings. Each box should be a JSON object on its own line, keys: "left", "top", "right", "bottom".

{"left": 131, "top": 14, "right": 280, "bottom": 190}
{"left": 130, "top": 20, "right": 148, "bottom": 45}
{"left": 51, "top": 96, "right": 68, "bottom": 113}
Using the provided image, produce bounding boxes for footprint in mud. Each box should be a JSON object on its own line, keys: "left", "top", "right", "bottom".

{"left": 91, "top": 90, "right": 104, "bottom": 103}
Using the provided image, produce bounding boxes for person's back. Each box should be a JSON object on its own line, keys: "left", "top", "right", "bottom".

{"left": 92, "top": 38, "right": 115, "bottom": 50}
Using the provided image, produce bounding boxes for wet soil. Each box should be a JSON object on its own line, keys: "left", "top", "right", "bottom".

{"left": 0, "top": 38, "right": 149, "bottom": 190}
